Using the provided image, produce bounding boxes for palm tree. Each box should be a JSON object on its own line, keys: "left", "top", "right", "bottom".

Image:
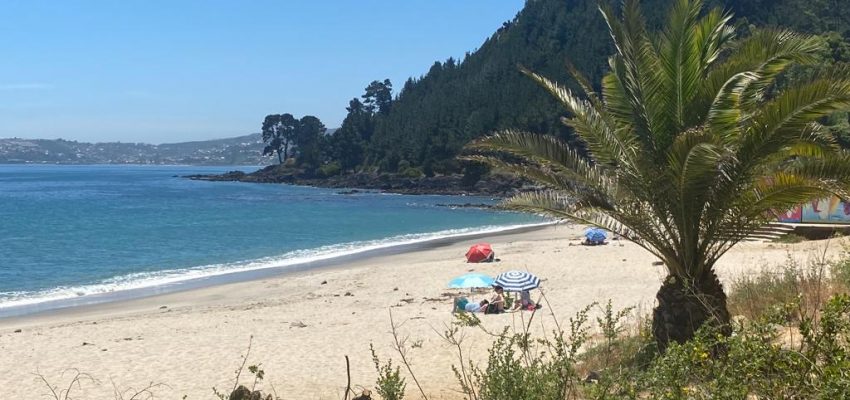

{"left": 465, "top": 0, "right": 850, "bottom": 350}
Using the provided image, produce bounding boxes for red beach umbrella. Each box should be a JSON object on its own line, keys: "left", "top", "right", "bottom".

{"left": 465, "top": 243, "right": 494, "bottom": 263}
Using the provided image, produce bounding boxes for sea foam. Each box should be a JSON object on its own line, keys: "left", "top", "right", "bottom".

{"left": 0, "top": 222, "right": 553, "bottom": 312}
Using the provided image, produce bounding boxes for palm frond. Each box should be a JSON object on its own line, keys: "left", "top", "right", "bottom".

{"left": 695, "top": 29, "right": 824, "bottom": 119}
{"left": 785, "top": 151, "right": 850, "bottom": 198}
{"left": 566, "top": 61, "right": 602, "bottom": 107}
{"left": 501, "top": 190, "right": 675, "bottom": 264}
{"left": 693, "top": 7, "right": 735, "bottom": 72}
{"left": 657, "top": 0, "right": 704, "bottom": 131}
{"left": 521, "top": 68, "right": 635, "bottom": 166}
{"left": 706, "top": 71, "right": 758, "bottom": 141}
{"left": 465, "top": 130, "right": 617, "bottom": 197}
{"left": 741, "top": 71, "right": 850, "bottom": 164}
{"left": 599, "top": 0, "right": 668, "bottom": 156}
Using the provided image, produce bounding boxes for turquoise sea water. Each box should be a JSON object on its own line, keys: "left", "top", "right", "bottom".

{"left": 0, "top": 165, "right": 543, "bottom": 315}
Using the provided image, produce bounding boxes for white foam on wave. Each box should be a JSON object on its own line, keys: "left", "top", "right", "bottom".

{"left": 0, "top": 222, "right": 554, "bottom": 310}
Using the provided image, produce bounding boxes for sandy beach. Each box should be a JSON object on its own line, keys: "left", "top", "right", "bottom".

{"left": 0, "top": 223, "right": 845, "bottom": 399}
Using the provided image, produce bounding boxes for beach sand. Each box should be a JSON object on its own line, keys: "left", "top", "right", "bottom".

{"left": 0, "top": 224, "right": 845, "bottom": 399}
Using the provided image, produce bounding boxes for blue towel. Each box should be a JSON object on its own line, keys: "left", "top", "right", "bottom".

{"left": 454, "top": 297, "right": 469, "bottom": 312}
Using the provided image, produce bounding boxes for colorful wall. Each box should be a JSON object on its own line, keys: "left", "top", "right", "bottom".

{"left": 777, "top": 196, "right": 850, "bottom": 224}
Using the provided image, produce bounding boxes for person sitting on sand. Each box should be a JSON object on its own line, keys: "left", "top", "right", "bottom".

{"left": 514, "top": 290, "right": 532, "bottom": 310}
{"left": 488, "top": 285, "right": 506, "bottom": 314}
{"left": 513, "top": 290, "right": 541, "bottom": 311}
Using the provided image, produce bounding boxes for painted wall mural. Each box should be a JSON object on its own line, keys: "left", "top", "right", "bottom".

{"left": 778, "top": 197, "right": 850, "bottom": 223}
{"left": 777, "top": 205, "right": 803, "bottom": 223}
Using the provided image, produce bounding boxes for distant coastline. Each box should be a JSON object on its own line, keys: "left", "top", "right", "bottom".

{"left": 0, "top": 135, "right": 532, "bottom": 196}
{"left": 0, "top": 134, "right": 271, "bottom": 166}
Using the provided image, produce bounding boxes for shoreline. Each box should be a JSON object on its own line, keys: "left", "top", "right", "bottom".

{"left": 2, "top": 225, "right": 844, "bottom": 399}
{"left": 0, "top": 221, "right": 555, "bottom": 324}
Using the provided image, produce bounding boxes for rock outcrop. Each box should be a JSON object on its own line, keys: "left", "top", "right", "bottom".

{"left": 186, "top": 166, "right": 536, "bottom": 196}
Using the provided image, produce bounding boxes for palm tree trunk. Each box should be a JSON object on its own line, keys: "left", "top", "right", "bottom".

{"left": 651, "top": 269, "right": 732, "bottom": 352}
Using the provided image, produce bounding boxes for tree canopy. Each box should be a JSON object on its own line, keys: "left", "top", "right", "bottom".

{"left": 261, "top": 113, "right": 327, "bottom": 169}
{"left": 261, "top": 113, "right": 298, "bottom": 164}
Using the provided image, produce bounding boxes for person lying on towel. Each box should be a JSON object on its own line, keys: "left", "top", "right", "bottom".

{"left": 465, "top": 299, "right": 489, "bottom": 313}
{"left": 455, "top": 297, "right": 489, "bottom": 313}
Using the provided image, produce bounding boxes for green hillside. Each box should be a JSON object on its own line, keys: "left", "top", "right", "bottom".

{"left": 320, "top": 0, "right": 850, "bottom": 176}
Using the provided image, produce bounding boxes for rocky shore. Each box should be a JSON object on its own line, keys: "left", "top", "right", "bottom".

{"left": 186, "top": 165, "right": 534, "bottom": 196}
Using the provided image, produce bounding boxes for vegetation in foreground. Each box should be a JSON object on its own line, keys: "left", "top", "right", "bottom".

{"left": 385, "top": 248, "right": 850, "bottom": 400}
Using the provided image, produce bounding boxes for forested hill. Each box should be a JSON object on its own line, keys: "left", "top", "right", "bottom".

{"left": 367, "top": 0, "right": 614, "bottom": 174}
{"left": 332, "top": 0, "right": 850, "bottom": 176}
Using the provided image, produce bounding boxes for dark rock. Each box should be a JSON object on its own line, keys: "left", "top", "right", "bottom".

{"left": 290, "top": 321, "right": 307, "bottom": 328}
{"left": 159, "top": 305, "right": 168, "bottom": 309}
{"left": 82, "top": 342, "right": 93, "bottom": 346}
{"left": 320, "top": 280, "right": 327, "bottom": 285}
{"left": 186, "top": 168, "right": 532, "bottom": 196}
{"left": 228, "top": 385, "right": 273, "bottom": 400}
{"left": 344, "top": 292, "right": 353, "bottom": 296}
{"left": 13, "top": 329, "right": 21, "bottom": 333}
{"left": 584, "top": 371, "right": 601, "bottom": 384}
{"left": 352, "top": 389, "right": 372, "bottom": 400}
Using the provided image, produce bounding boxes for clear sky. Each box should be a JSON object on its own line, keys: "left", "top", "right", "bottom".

{"left": 0, "top": 0, "right": 525, "bottom": 144}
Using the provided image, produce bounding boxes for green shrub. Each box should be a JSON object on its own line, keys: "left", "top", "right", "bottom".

{"left": 629, "top": 294, "right": 850, "bottom": 399}
{"left": 399, "top": 166, "right": 424, "bottom": 179}
{"left": 371, "top": 343, "right": 406, "bottom": 400}
{"left": 830, "top": 255, "right": 850, "bottom": 288}
{"left": 318, "top": 162, "right": 341, "bottom": 177}
{"left": 449, "top": 304, "right": 598, "bottom": 400}
{"left": 473, "top": 333, "right": 573, "bottom": 400}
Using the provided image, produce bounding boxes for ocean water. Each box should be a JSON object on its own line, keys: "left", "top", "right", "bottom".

{"left": 0, "top": 165, "right": 544, "bottom": 316}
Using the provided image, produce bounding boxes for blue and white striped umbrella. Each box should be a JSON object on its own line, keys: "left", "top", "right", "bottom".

{"left": 448, "top": 273, "right": 495, "bottom": 289}
{"left": 493, "top": 270, "right": 540, "bottom": 292}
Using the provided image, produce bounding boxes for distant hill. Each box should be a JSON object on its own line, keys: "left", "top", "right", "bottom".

{"left": 0, "top": 133, "right": 271, "bottom": 165}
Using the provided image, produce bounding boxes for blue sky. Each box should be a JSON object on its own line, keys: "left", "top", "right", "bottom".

{"left": 0, "top": 0, "right": 525, "bottom": 144}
